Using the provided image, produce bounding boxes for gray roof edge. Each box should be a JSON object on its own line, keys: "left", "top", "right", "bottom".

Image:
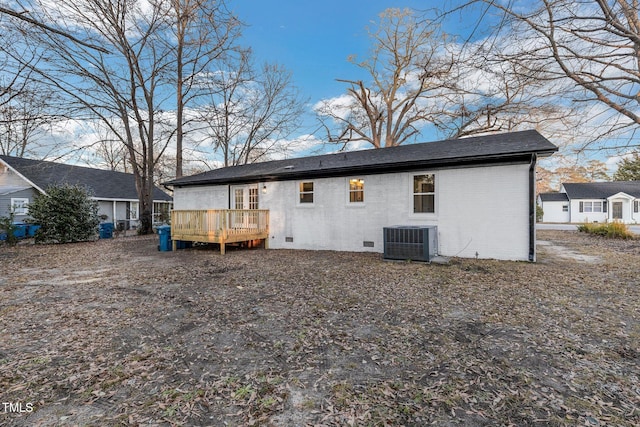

{"left": 1, "top": 155, "right": 173, "bottom": 201}
{"left": 562, "top": 181, "right": 640, "bottom": 199}
{"left": 539, "top": 192, "right": 569, "bottom": 202}
{"left": 165, "top": 130, "right": 557, "bottom": 187}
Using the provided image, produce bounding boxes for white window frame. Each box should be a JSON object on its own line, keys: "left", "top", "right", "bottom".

{"left": 412, "top": 173, "right": 436, "bottom": 214}
{"left": 129, "top": 201, "right": 139, "bottom": 220}
{"left": 347, "top": 178, "right": 365, "bottom": 204}
{"left": 581, "top": 201, "right": 603, "bottom": 213}
{"left": 234, "top": 188, "right": 245, "bottom": 210}
{"left": 11, "top": 198, "right": 29, "bottom": 215}
{"left": 248, "top": 185, "right": 259, "bottom": 210}
{"left": 298, "top": 181, "right": 314, "bottom": 205}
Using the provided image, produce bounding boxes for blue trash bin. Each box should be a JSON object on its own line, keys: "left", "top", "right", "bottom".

{"left": 99, "top": 222, "right": 114, "bottom": 239}
{"left": 12, "top": 222, "right": 27, "bottom": 239}
{"left": 27, "top": 224, "right": 41, "bottom": 237}
{"left": 157, "top": 225, "right": 172, "bottom": 251}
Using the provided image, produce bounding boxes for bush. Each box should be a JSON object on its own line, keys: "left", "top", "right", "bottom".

{"left": 28, "top": 184, "right": 100, "bottom": 244}
{"left": 577, "top": 221, "right": 635, "bottom": 239}
{"left": 0, "top": 212, "right": 19, "bottom": 246}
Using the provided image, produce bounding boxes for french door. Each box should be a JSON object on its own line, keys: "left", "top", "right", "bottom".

{"left": 231, "top": 185, "right": 259, "bottom": 210}
{"left": 230, "top": 185, "right": 259, "bottom": 228}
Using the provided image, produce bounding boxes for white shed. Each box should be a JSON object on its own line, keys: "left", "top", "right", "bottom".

{"left": 165, "top": 130, "right": 558, "bottom": 261}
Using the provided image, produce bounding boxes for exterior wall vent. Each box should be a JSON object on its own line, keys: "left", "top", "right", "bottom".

{"left": 363, "top": 241, "right": 374, "bottom": 247}
{"left": 285, "top": 236, "right": 294, "bottom": 242}
{"left": 383, "top": 226, "right": 437, "bottom": 262}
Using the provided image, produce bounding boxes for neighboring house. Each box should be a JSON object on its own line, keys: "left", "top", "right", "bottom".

{"left": 165, "top": 130, "right": 557, "bottom": 261}
{"left": 0, "top": 155, "right": 173, "bottom": 229}
{"left": 538, "top": 181, "right": 640, "bottom": 224}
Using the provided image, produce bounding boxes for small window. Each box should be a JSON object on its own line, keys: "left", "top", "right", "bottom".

{"left": 299, "top": 182, "right": 314, "bottom": 204}
{"left": 634, "top": 200, "right": 639, "bottom": 213}
{"left": 348, "top": 178, "right": 364, "bottom": 203}
{"left": 413, "top": 174, "right": 435, "bottom": 213}
{"left": 11, "top": 198, "right": 29, "bottom": 215}
{"left": 562, "top": 205, "right": 568, "bottom": 212}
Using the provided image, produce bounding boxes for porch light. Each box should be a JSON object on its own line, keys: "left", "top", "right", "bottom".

{"left": 262, "top": 184, "right": 267, "bottom": 194}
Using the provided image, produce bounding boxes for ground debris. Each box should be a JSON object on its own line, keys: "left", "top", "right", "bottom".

{"left": 0, "top": 231, "right": 638, "bottom": 426}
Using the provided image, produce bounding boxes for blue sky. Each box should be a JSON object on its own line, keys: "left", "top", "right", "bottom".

{"left": 229, "top": 1, "right": 481, "bottom": 137}
{"left": 227, "top": 1, "right": 628, "bottom": 171}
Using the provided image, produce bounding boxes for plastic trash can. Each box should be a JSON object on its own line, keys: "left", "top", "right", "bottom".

{"left": 157, "top": 225, "right": 172, "bottom": 251}
{"left": 12, "top": 222, "right": 27, "bottom": 239}
{"left": 27, "top": 224, "right": 41, "bottom": 237}
{"left": 99, "top": 222, "right": 114, "bottom": 239}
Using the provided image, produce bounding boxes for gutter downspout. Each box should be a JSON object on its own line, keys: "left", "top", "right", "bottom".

{"left": 529, "top": 153, "right": 537, "bottom": 262}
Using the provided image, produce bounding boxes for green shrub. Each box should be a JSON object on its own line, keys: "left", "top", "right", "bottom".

{"left": 577, "top": 221, "right": 635, "bottom": 239}
{"left": 0, "top": 212, "right": 19, "bottom": 246}
{"left": 28, "top": 184, "right": 100, "bottom": 244}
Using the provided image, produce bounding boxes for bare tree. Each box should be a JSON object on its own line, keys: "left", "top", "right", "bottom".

{"left": 432, "top": 46, "right": 580, "bottom": 139}
{"left": 197, "top": 50, "right": 307, "bottom": 167}
{"left": 316, "top": 8, "right": 456, "bottom": 148}
{"left": 0, "top": 84, "right": 61, "bottom": 157}
{"left": 1, "top": 14, "right": 66, "bottom": 158}
{"left": 475, "top": 0, "right": 640, "bottom": 150}
{"left": 16, "top": 0, "right": 176, "bottom": 234}
{"left": 168, "top": 0, "right": 240, "bottom": 178}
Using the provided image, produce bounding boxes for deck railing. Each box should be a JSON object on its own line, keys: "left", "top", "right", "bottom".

{"left": 170, "top": 209, "right": 269, "bottom": 253}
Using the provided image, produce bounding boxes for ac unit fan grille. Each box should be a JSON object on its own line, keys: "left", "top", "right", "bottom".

{"left": 383, "top": 226, "right": 436, "bottom": 262}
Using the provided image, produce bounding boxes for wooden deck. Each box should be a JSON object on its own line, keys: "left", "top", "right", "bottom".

{"left": 170, "top": 209, "right": 269, "bottom": 254}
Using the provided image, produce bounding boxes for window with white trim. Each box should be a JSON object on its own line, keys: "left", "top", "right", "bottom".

{"left": 11, "top": 198, "right": 29, "bottom": 215}
{"left": 579, "top": 201, "right": 604, "bottom": 213}
{"left": 348, "top": 178, "right": 364, "bottom": 203}
{"left": 413, "top": 174, "right": 435, "bottom": 213}
{"left": 299, "top": 181, "right": 314, "bottom": 204}
{"left": 562, "top": 205, "right": 569, "bottom": 212}
{"left": 129, "top": 201, "right": 139, "bottom": 220}
{"left": 634, "top": 200, "right": 639, "bottom": 213}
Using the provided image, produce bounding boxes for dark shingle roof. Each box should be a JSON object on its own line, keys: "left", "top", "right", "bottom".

{"left": 562, "top": 181, "right": 640, "bottom": 199}
{"left": 539, "top": 192, "right": 569, "bottom": 202}
{"left": 0, "top": 155, "right": 172, "bottom": 201}
{"left": 166, "top": 129, "right": 557, "bottom": 187}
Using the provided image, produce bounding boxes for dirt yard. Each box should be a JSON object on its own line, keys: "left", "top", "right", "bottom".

{"left": 1, "top": 230, "right": 638, "bottom": 426}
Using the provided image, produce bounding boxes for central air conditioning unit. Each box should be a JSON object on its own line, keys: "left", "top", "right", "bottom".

{"left": 383, "top": 226, "right": 437, "bottom": 262}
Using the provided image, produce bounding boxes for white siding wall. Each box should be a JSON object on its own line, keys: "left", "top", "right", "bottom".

{"left": 541, "top": 201, "right": 570, "bottom": 223}
{"left": 437, "top": 164, "right": 531, "bottom": 260}
{"left": 173, "top": 163, "right": 533, "bottom": 261}
{"left": 569, "top": 200, "right": 607, "bottom": 223}
{"left": 173, "top": 185, "right": 229, "bottom": 209}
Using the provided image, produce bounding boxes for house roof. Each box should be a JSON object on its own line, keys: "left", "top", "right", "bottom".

{"left": 166, "top": 129, "right": 558, "bottom": 187}
{"left": 0, "top": 155, "right": 172, "bottom": 201}
{"left": 539, "top": 192, "right": 569, "bottom": 202}
{"left": 562, "top": 181, "right": 640, "bottom": 199}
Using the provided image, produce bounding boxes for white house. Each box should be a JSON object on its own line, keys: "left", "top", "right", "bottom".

{"left": 539, "top": 181, "right": 640, "bottom": 224}
{"left": 165, "top": 130, "right": 558, "bottom": 261}
{"left": 0, "top": 155, "right": 173, "bottom": 228}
